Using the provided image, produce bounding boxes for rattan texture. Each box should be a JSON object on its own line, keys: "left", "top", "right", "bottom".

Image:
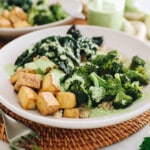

{"left": 0, "top": 103, "right": 150, "bottom": 150}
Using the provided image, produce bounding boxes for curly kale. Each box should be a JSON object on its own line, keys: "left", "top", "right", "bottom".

{"left": 67, "top": 25, "right": 103, "bottom": 47}
{"left": 15, "top": 26, "right": 103, "bottom": 74}
{"left": 67, "top": 25, "right": 82, "bottom": 40}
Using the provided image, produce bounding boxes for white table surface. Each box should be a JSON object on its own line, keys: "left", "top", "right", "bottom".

{"left": 0, "top": 124, "right": 149, "bottom": 150}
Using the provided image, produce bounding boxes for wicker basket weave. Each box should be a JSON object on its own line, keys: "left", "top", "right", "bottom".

{"left": 0, "top": 103, "right": 150, "bottom": 150}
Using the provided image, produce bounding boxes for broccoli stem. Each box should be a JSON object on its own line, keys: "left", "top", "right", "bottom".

{"left": 89, "top": 72, "right": 107, "bottom": 87}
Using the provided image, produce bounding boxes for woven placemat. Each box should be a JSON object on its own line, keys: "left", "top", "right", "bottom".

{"left": 0, "top": 103, "right": 150, "bottom": 150}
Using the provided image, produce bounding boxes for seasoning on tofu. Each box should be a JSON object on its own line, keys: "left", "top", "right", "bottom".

{"left": 14, "top": 72, "right": 41, "bottom": 91}
{"left": 56, "top": 92, "right": 76, "bottom": 109}
{"left": 64, "top": 108, "right": 80, "bottom": 118}
{"left": 37, "top": 92, "right": 60, "bottom": 115}
{"left": 18, "top": 86, "right": 37, "bottom": 109}
{"left": 41, "top": 74, "right": 60, "bottom": 95}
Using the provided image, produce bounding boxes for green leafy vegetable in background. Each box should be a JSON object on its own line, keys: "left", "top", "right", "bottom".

{"left": 27, "top": 0, "right": 68, "bottom": 25}
{"left": 0, "top": 0, "right": 68, "bottom": 25}
{"left": 139, "top": 137, "right": 150, "bottom": 150}
{"left": 0, "top": 0, "right": 32, "bottom": 12}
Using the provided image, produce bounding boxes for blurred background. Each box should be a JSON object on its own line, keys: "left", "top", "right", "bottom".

{"left": 81, "top": 0, "right": 150, "bottom": 44}
{"left": 0, "top": 0, "right": 150, "bottom": 43}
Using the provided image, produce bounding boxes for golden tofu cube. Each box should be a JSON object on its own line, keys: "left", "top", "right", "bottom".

{"left": 13, "top": 21, "right": 31, "bottom": 28}
{"left": 1, "top": 10, "right": 10, "bottom": 19}
{"left": 64, "top": 108, "right": 80, "bottom": 118}
{"left": 14, "top": 72, "right": 41, "bottom": 91}
{"left": 18, "top": 86, "right": 37, "bottom": 109}
{"left": 9, "top": 7, "right": 27, "bottom": 24}
{"left": 10, "top": 69, "right": 25, "bottom": 84}
{"left": 0, "top": 18, "right": 11, "bottom": 28}
{"left": 41, "top": 74, "right": 60, "bottom": 95}
{"left": 56, "top": 92, "right": 76, "bottom": 109}
{"left": 37, "top": 92, "right": 60, "bottom": 115}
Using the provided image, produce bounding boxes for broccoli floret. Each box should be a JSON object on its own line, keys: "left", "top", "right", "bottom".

{"left": 68, "top": 80, "right": 88, "bottom": 107}
{"left": 28, "top": 0, "right": 55, "bottom": 25}
{"left": 91, "top": 54, "right": 105, "bottom": 66}
{"left": 89, "top": 72, "right": 118, "bottom": 106}
{"left": 113, "top": 90, "right": 133, "bottom": 109}
{"left": 124, "top": 81, "right": 143, "bottom": 100}
{"left": 113, "top": 73, "right": 133, "bottom": 109}
{"left": 61, "top": 74, "right": 89, "bottom": 106}
{"left": 92, "top": 50, "right": 125, "bottom": 76}
{"left": 130, "top": 56, "right": 145, "bottom": 70}
{"left": 88, "top": 86, "right": 105, "bottom": 107}
{"left": 126, "top": 70, "right": 149, "bottom": 85}
{"left": 89, "top": 86, "right": 105, "bottom": 103}
{"left": 89, "top": 72, "right": 118, "bottom": 101}
{"left": 103, "top": 74, "right": 119, "bottom": 100}
{"left": 50, "top": 3, "right": 68, "bottom": 21}
{"left": 127, "top": 55, "right": 150, "bottom": 85}
{"left": 89, "top": 72, "right": 106, "bottom": 105}
{"left": 119, "top": 74, "right": 130, "bottom": 84}
{"left": 89, "top": 72, "right": 107, "bottom": 87}
{"left": 75, "top": 62, "right": 98, "bottom": 77}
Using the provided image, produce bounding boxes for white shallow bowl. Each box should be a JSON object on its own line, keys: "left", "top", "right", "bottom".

{"left": 0, "top": 25, "right": 150, "bottom": 129}
{"left": 0, "top": 0, "right": 82, "bottom": 39}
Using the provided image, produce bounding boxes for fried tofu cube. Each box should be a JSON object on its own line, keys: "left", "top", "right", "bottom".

{"left": 10, "top": 69, "right": 25, "bottom": 84}
{"left": 14, "top": 72, "right": 41, "bottom": 91}
{"left": 37, "top": 92, "right": 60, "bottom": 115}
{"left": 1, "top": 10, "right": 10, "bottom": 19}
{"left": 0, "top": 17, "right": 11, "bottom": 28}
{"left": 64, "top": 108, "right": 80, "bottom": 118}
{"left": 13, "top": 21, "right": 31, "bottom": 28}
{"left": 41, "top": 74, "right": 60, "bottom": 95}
{"left": 9, "top": 7, "right": 27, "bottom": 24}
{"left": 56, "top": 92, "right": 76, "bottom": 109}
{"left": 18, "top": 86, "right": 37, "bottom": 109}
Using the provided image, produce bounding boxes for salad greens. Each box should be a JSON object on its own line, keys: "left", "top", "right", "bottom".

{"left": 61, "top": 43, "right": 149, "bottom": 108}
{"left": 0, "top": 0, "right": 68, "bottom": 25}
{"left": 15, "top": 25, "right": 102, "bottom": 74}
{"left": 14, "top": 25, "right": 150, "bottom": 110}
